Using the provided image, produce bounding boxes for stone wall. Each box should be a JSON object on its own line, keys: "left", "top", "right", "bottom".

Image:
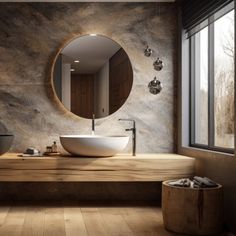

{"left": 0, "top": 3, "right": 177, "bottom": 154}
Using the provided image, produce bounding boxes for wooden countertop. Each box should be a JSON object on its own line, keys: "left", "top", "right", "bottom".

{"left": 0, "top": 153, "right": 195, "bottom": 182}
{"left": 0, "top": 153, "right": 194, "bottom": 160}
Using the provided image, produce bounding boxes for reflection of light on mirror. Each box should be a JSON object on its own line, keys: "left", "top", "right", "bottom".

{"left": 74, "top": 60, "right": 80, "bottom": 63}
{"left": 89, "top": 34, "right": 97, "bottom": 36}
{"left": 70, "top": 68, "right": 75, "bottom": 72}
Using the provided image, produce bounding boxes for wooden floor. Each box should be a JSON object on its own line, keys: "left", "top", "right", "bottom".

{"left": 0, "top": 202, "right": 228, "bottom": 236}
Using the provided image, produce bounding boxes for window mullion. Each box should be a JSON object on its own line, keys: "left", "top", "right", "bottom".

{"left": 190, "top": 36, "right": 196, "bottom": 145}
{"left": 208, "top": 21, "right": 215, "bottom": 148}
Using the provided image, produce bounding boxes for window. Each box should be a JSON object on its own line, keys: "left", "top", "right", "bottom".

{"left": 190, "top": 7, "right": 234, "bottom": 153}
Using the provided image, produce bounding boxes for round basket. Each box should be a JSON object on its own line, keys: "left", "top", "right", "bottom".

{"left": 162, "top": 180, "right": 223, "bottom": 235}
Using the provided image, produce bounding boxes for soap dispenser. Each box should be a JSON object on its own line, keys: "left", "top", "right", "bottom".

{"left": 52, "top": 141, "right": 57, "bottom": 153}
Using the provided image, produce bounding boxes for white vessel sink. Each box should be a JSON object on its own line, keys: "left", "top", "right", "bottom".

{"left": 60, "top": 135, "right": 129, "bottom": 157}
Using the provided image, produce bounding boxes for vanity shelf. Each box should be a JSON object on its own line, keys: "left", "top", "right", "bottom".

{"left": 0, "top": 153, "right": 195, "bottom": 182}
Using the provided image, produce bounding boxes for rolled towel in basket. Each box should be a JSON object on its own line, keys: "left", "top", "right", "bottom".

{"left": 168, "top": 178, "right": 191, "bottom": 187}
{"left": 193, "top": 176, "right": 218, "bottom": 188}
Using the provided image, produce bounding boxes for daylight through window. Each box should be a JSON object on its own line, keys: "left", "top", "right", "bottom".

{"left": 190, "top": 6, "right": 234, "bottom": 153}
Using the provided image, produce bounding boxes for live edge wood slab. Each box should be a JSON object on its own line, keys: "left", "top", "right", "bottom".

{"left": 0, "top": 153, "right": 195, "bottom": 182}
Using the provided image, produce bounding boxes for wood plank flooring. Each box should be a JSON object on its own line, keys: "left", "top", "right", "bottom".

{"left": 0, "top": 203, "right": 228, "bottom": 236}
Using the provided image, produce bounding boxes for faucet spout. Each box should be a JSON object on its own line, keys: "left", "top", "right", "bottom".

{"left": 118, "top": 119, "right": 136, "bottom": 156}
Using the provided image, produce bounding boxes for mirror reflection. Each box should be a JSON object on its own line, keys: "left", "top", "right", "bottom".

{"left": 53, "top": 34, "right": 133, "bottom": 119}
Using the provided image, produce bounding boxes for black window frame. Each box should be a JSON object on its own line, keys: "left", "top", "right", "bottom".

{"left": 189, "top": 5, "right": 235, "bottom": 154}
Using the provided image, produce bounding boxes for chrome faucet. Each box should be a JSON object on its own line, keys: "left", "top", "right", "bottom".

{"left": 92, "top": 114, "right": 95, "bottom": 135}
{"left": 118, "top": 119, "right": 136, "bottom": 156}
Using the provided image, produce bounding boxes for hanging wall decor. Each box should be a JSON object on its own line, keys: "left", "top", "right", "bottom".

{"left": 153, "top": 58, "right": 164, "bottom": 71}
{"left": 144, "top": 3, "right": 165, "bottom": 95}
{"left": 143, "top": 47, "right": 164, "bottom": 95}
{"left": 144, "top": 45, "right": 153, "bottom": 57}
{"left": 148, "top": 76, "right": 162, "bottom": 95}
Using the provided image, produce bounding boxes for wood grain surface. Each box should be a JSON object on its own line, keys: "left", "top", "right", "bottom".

{"left": 162, "top": 181, "right": 223, "bottom": 235}
{"left": 0, "top": 153, "right": 195, "bottom": 182}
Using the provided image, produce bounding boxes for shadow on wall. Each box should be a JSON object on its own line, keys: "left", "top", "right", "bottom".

{"left": 195, "top": 155, "right": 236, "bottom": 234}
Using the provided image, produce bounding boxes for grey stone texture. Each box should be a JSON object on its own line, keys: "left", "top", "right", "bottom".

{"left": 0, "top": 3, "right": 178, "bottom": 154}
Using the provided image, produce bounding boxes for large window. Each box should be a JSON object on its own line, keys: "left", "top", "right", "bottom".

{"left": 190, "top": 7, "right": 234, "bottom": 153}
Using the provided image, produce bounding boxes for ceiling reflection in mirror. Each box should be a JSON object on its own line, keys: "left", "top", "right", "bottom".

{"left": 53, "top": 35, "right": 133, "bottom": 119}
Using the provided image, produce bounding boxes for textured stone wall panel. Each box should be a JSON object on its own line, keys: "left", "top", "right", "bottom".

{"left": 0, "top": 3, "right": 177, "bottom": 153}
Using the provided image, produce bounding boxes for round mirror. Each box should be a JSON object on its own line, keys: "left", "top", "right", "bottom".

{"left": 52, "top": 34, "right": 133, "bottom": 119}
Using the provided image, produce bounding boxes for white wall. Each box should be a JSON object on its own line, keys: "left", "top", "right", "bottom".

{"left": 95, "top": 62, "right": 109, "bottom": 118}
{"left": 61, "top": 63, "right": 71, "bottom": 111}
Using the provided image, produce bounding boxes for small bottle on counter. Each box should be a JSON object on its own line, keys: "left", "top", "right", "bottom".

{"left": 44, "top": 141, "right": 60, "bottom": 156}
{"left": 46, "top": 146, "right": 52, "bottom": 153}
{"left": 51, "top": 141, "right": 57, "bottom": 153}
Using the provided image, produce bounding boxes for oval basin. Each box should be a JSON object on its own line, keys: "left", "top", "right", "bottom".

{"left": 60, "top": 135, "right": 129, "bottom": 157}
